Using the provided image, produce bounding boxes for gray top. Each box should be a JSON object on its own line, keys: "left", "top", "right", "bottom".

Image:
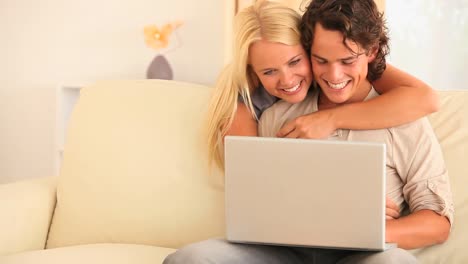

{"left": 239, "top": 85, "right": 278, "bottom": 118}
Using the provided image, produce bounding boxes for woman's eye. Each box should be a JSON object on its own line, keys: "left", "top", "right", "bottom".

{"left": 289, "top": 59, "right": 300, "bottom": 66}
{"left": 316, "top": 60, "right": 327, "bottom": 65}
{"left": 263, "top": 70, "right": 274, "bottom": 76}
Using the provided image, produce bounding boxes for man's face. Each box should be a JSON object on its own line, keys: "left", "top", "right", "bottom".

{"left": 249, "top": 39, "right": 313, "bottom": 104}
{"left": 310, "top": 23, "right": 375, "bottom": 107}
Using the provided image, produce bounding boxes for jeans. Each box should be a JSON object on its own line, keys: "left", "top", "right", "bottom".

{"left": 163, "top": 238, "right": 419, "bottom": 264}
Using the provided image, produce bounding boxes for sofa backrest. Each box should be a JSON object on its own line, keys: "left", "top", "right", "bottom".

{"left": 412, "top": 90, "right": 468, "bottom": 263}
{"left": 46, "top": 80, "right": 468, "bottom": 262}
{"left": 47, "top": 80, "right": 225, "bottom": 249}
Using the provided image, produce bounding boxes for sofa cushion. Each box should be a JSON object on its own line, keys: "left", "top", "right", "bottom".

{"left": 46, "top": 80, "right": 225, "bottom": 249}
{"left": 411, "top": 90, "right": 468, "bottom": 263}
{"left": 0, "top": 243, "right": 175, "bottom": 264}
{"left": 0, "top": 176, "right": 56, "bottom": 255}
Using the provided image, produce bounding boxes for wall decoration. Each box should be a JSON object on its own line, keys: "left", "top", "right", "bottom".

{"left": 143, "top": 21, "right": 183, "bottom": 80}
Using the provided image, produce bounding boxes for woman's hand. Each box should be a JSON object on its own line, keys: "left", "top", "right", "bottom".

{"left": 276, "top": 110, "right": 337, "bottom": 138}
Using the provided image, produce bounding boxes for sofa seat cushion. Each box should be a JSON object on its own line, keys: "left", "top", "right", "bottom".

{"left": 0, "top": 243, "right": 176, "bottom": 264}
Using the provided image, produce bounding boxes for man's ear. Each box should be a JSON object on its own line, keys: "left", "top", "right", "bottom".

{"left": 367, "top": 46, "right": 378, "bottom": 62}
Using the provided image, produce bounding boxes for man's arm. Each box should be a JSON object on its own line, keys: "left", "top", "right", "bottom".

{"left": 386, "top": 209, "right": 450, "bottom": 249}
{"left": 388, "top": 118, "right": 454, "bottom": 249}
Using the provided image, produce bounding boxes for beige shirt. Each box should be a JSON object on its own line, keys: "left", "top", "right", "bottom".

{"left": 258, "top": 88, "right": 454, "bottom": 224}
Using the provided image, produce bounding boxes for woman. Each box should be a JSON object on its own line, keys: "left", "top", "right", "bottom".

{"left": 206, "top": 0, "right": 438, "bottom": 170}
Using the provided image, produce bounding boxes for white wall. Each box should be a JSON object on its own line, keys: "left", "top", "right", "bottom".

{"left": 0, "top": 0, "right": 225, "bottom": 183}
{"left": 386, "top": 0, "right": 468, "bottom": 90}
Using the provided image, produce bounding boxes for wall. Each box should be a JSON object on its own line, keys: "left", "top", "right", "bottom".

{"left": 0, "top": 0, "right": 225, "bottom": 183}
{"left": 386, "top": 0, "right": 468, "bottom": 90}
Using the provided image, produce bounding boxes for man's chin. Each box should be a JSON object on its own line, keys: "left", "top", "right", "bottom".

{"left": 320, "top": 91, "right": 350, "bottom": 105}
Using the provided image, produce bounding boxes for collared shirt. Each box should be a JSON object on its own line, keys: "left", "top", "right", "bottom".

{"left": 258, "top": 88, "right": 454, "bottom": 224}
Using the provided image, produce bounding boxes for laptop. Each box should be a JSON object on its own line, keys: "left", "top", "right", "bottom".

{"left": 224, "top": 136, "right": 396, "bottom": 251}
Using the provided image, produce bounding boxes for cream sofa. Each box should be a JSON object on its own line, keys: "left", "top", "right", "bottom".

{"left": 0, "top": 80, "right": 466, "bottom": 263}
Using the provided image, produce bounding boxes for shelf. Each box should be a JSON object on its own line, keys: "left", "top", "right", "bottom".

{"left": 55, "top": 85, "right": 84, "bottom": 175}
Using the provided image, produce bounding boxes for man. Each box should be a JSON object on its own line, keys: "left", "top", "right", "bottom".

{"left": 259, "top": 0, "right": 453, "bottom": 261}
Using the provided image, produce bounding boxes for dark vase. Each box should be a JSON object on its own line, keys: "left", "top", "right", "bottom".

{"left": 146, "top": 54, "right": 173, "bottom": 80}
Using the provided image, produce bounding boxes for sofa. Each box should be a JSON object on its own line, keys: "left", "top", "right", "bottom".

{"left": 0, "top": 80, "right": 466, "bottom": 263}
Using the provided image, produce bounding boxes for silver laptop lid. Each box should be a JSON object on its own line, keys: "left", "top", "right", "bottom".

{"left": 225, "top": 136, "right": 387, "bottom": 251}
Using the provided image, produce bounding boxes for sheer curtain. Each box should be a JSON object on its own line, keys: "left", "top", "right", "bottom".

{"left": 386, "top": 0, "right": 468, "bottom": 90}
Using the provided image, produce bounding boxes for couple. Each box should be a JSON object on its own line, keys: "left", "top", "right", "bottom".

{"left": 167, "top": 0, "right": 453, "bottom": 263}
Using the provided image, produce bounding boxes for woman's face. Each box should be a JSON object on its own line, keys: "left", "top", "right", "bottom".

{"left": 249, "top": 39, "right": 313, "bottom": 104}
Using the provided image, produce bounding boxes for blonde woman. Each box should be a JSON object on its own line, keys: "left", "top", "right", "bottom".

{"left": 165, "top": 1, "right": 435, "bottom": 263}
{"left": 206, "top": 1, "right": 438, "bottom": 170}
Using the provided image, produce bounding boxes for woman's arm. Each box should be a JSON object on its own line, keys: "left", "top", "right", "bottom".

{"left": 226, "top": 102, "right": 258, "bottom": 136}
{"left": 278, "top": 64, "right": 440, "bottom": 138}
{"left": 371, "top": 64, "right": 440, "bottom": 118}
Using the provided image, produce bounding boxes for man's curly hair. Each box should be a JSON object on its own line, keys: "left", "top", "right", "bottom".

{"left": 300, "top": 0, "right": 389, "bottom": 81}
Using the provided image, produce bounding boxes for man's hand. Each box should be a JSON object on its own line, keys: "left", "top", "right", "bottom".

{"left": 386, "top": 197, "right": 400, "bottom": 220}
{"left": 277, "top": 110, "right": 336, "bottom": 138}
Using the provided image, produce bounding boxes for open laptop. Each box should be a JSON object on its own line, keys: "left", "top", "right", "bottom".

{"left": 224, "top": 136, "right": 396, "bottom": 251}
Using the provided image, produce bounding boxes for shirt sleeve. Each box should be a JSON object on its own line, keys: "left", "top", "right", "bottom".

{"left": 391, "top": 118, "right": 454, "bottom": 225}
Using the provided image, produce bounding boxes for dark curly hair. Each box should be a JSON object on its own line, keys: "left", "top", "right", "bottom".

{"left": 300, "top": 0, "right": 389, "bottom": 81}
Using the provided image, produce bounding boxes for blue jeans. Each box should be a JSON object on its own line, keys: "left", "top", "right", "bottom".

{"left": 163, "top": 239, "right": 418, "bottom": 264}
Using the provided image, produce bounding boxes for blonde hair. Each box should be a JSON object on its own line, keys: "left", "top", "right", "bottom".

{"left": 205, "top": 1, "right": 302, "bottom": 169}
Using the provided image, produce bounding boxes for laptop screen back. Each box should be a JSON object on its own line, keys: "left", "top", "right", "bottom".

{"left": 224, "top": 136, "right": 386, "bottom": 251}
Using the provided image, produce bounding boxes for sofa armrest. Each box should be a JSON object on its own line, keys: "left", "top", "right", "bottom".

{"left": 0, "top": 176, "right": 57, "bottom": 256}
